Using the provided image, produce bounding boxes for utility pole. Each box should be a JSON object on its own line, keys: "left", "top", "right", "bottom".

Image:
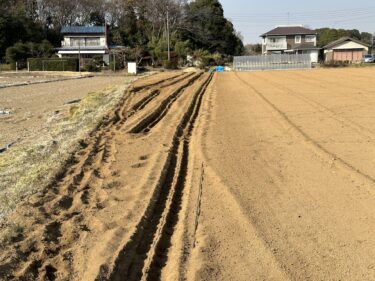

{"left": 167, "top": 6, "right": 171, "bottom": 61}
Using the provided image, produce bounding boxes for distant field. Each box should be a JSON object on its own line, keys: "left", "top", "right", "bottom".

{"left": 0, "top": 71, "right": 91, "bottom": 88}
{"left": 0, "top": 75, "right": 132, "bottom": 148}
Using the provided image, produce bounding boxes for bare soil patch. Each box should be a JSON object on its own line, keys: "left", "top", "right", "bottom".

{"left": 3, "top": 68, "right": 375, "bottom": 281}
{"left": 0, "top": 75, "right": 132, "bottom": 148}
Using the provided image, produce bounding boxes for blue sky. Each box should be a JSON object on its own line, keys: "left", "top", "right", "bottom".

{"left": 220, "top": 0, "right": 375, "bottom": 44}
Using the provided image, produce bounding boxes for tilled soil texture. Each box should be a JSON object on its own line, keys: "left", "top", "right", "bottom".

{"left": 0, "top": 70, "right": 213, "bottom": 281}
{"left": 3, "top": 68, "right": 375, "bottom": 281}
{"left": 188, "top": 68, "right": 375, "bottom": 281}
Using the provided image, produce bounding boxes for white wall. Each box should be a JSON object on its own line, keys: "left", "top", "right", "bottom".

{"left": 62, "top": 35, "right": 107, "bottom": 47}
{"left": 310, "top": 50, "right": 319, "bottom": 63}
{"left": 332, "top": 41, "right": 368, "bottom": 51}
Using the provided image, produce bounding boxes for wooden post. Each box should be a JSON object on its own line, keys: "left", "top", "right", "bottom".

{"left": 78, "top": 42, "right": 81, "bottom": 75}
{"left": 167, "top": 6, "right": 170, "bottom": 61}
{"left": 113, "top": 52, "right": 116, "bottom": 72}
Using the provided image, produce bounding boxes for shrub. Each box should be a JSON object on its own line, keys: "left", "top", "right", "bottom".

{"left": 0, "top": 64, "right": 12, "bottom": 71}
{"left": 28, "top": 58, "right": 78, "bottom": 71}
{"left": 162, "top": 59, "right": 178, "bottom": 69}
{"left": 82, "top": 60, "right": 100, "bottom": 72}
{"left": 6, "top": 41, "right": 54, "bottom": 70}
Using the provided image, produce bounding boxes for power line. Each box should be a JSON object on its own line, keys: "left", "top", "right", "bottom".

{"left": 224, "top": 6, "right": 375, "bottom": 17}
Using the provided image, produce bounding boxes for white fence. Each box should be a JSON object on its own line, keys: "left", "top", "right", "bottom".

{"left": 233, "top": 54, "right": 312, "bottom": 71}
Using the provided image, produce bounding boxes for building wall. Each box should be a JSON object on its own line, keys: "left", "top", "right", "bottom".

{"left": 62, "top": 35, "right": 107, "bottom": 47}
{"left": 262, "top": 34, "right": 317, "bottom": 54}
{"left": 325, "top": 49, "right": 366, "bottom": 62}
{"left": 286, "top": 35, "right": 316, "bottom": 49}
{"left": 333, "top": 41, "right": 368, "bottom": 51}
{"left": 333, "top": 50, "right": 366, "bottom": 62}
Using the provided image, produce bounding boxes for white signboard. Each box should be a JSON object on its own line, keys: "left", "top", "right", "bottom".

{"left": 128, "top": 62, "right": 137, "bottom": 74}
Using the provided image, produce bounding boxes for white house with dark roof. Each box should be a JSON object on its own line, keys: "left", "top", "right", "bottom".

{"left": 261, "top": 25, "right": 320, "bottom": 63}
{"left": 57, "top": 26, "right": 110, "bottom": 64}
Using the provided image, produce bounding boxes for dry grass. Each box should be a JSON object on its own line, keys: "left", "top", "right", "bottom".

{"left": 0, "top": 83, "right": 131, "bottom": 225}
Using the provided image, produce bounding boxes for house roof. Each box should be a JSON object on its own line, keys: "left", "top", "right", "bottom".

{"left": 323, "top": 36, "right": 369, "bottom": 49}
{"left": 261, "top": 26, "right": 317, "bottom": 37}
{"left": 61, "top": 26, "right": 106, "bottom": 34}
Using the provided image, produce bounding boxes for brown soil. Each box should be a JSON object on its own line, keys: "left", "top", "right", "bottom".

{"left": 189, "top": 68, "right": 375, "bottom": 281}
{"left": 2, "top": 68, "right": 375, "bottom": 281}
{"left": 0, "top": 70, "right": 212, "bottom": 280}
{"left": 0, "top": 76, "right": 135, "bottom": 148}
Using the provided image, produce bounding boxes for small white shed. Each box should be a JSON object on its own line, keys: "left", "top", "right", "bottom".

{"left": 128, "top": 62, "right": 137, "bottom": 74}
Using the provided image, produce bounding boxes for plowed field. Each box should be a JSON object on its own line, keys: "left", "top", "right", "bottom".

{"left": 2, "top": 68, "right": 375, "bottom": 281}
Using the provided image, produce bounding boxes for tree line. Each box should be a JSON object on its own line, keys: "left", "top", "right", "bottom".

{"left": 0, "top": 0, "right": 244, "bottom": 67}
{"left": 316, "top": 28, "right": 372, "bottom": 48}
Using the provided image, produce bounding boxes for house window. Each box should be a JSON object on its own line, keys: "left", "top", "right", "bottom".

{"left": 305, "top": 35, "right": 316, "bottom": 43}
{"left": 70, "top": 38, "right": 85, "bottom": 47}
{"left": 70, "top": 37, "right": 101, "bottom": 47}
{"left": 295, "top": 35, "right": 301, "bottom": 44}
{"left": 85, "top": 37, "right": 101, "bottom": 46}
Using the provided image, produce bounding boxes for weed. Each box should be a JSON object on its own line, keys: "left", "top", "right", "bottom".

{"left": 0, "top": 223, "right": 24, "bottom": 245}
{"left": 103, "top": 180, "right": 122, "bottom": 189}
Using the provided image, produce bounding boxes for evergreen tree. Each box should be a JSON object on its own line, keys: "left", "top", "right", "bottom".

{"left": 181, "top": 0, "right": 244, "bottom": 56}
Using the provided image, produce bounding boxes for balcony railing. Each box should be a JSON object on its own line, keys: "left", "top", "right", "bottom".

{"left": 266, "top": 40, "right": 287, "bottom": 51}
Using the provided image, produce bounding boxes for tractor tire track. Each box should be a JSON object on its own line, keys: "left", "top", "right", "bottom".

{"left": 132, "top": 73, "right": 183, "bottom": 93}
{"left": 0, "top": 73, "right": 198, "bottom": 281}
{"left": 115, "top": 73, "right": 194, "bottom": 128}
{"left": 129, "top": 73, "right": 204, "bottom": 134}
{"left": 132, "top": 72, "right": 191, "bottom": 93}
{"left": 106, "top": 73, "right": 213, "bottom": 281}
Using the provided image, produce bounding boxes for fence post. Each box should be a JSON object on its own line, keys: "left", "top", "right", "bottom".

{"left": 16, "top": 62, "right": 18, "bottom": 72}
{"left": 113, "top": 53, "right": 116, "bottom": 72}
{"left": 27, "top": 60, "right": 30, "bottom": 72}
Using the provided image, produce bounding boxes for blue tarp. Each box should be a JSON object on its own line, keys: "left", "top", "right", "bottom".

{"left": 216, "top": 66, "right": 225, "bottom": 72}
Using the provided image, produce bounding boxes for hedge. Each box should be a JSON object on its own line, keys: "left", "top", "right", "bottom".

{"left": 28, "top": 58, "right": 79, "bottom": 71}
{"left": 0, "top": 64, "right": 12, "bottom": 71}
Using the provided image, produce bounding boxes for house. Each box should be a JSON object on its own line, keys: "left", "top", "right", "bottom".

{"left": 323, "top": 37, "right": 369, "bottom": 63}
{"left": 57, "top": 26, "right": 110, "bottom": 64}
{"left": 261, "top": 25, "right": 320, "bottom": 63}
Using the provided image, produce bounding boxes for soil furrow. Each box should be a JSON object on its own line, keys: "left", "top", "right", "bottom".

{"left": 132, "top": 73, "right": 186, "bottom": 93}
{"left": 132, "top": 90, "right": 161, "bottom": 112}
{"left": 253, "top": 73, "right": 375, "bottom": 140}
{"left": 145, "top": 73, "right": 213, "bottom": 281}
{"left": 129, "top": 73, "right": 204, "bottom": 134}
{"left": 107, "top": 73, "right": 213, "bottom": 281}
{"left": 0, "top": 80, "right": 139, "bottom": 280}
{"left": 234, "top": 72, "right": 375, "bottom": 185}
{"left": 116, "top": 73, "right": 195, "bottom": 126}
